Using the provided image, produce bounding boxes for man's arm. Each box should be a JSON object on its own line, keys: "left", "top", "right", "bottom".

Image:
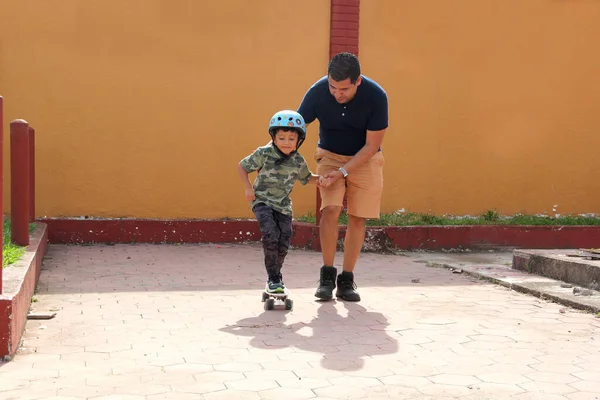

{"left": 341, "top": 86, "right": 388, "bottom": 174}
{"left": 297, "top": 81, "right": 319, "bottom": 125}
{"left": 338, "top": 129, "right": 385, "bottom": 174}
{"left": 329, "top": 88, "right": 388, "bottom": 178}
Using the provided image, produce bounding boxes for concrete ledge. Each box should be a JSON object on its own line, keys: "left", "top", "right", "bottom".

{"left": 40, "top": 218, "right": 600, "bottom": 251}
{"left": 0, "top": 223, "right": 48, "bottom": 360}
{"left": 513, "top": 249, "right": 600, "bottom": 291}
{"left": 427, "top": 261, "right": 600, "bottom": 314}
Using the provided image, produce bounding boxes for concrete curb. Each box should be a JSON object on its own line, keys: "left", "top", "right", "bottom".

{"left": 0, "top": 223, "right": 49, "bottom": 360}
{"left": 40, "top": 218, "right": 600, "bottom": 251}
{"left": 426, "top": 261, "right": 600, "bottom": 315}
{"left": 513, "top": 249, "right": 600, "bottom": 291}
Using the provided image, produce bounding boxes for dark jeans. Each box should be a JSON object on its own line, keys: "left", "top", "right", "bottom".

{"left": 253, "top": 203, "right": 293, "bottom": 278}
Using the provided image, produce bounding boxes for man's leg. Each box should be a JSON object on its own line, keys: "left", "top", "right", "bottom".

{"left": 312, "top": 147, "right": 347, "bottom": 301}
{"left": 320, "top": 206, "right": 343, "bottom": 267}
{"left": 334, "top": 214, "right": 365, "bottom": 301}
{"left": 336, "top": 151, "right": 385, "bottom": 302}
{"left": 342, "top": 214, "right": 367, "bottom": 273}
{"left": 315, "top": 205, "right": 342, "bottom": 300}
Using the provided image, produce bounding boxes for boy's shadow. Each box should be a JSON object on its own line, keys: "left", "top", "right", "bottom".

{"left": 219, "top": 301, "right": 398, "bottom": 371}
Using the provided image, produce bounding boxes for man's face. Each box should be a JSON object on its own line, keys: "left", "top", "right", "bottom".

{"left": 328, "top": 75, "right": 362, "bottom": 104}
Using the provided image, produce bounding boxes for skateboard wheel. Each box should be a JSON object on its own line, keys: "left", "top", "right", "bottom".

{"left": 261, "top": 292, "right": 269, "bottom": 302}
{"left": 285, "top": 299, "right": 293, "bottom": 310}
{"left": 264, "top": 298, "right": 275, "bottom": 311}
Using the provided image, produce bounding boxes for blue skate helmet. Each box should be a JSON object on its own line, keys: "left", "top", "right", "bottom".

{"left": 268, "top": 110, "right": 306, "bottom": 151}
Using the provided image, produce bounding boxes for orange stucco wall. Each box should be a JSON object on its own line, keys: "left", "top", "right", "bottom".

{"left": 360, "top": 1, "right": 600, "bottom": 216}
{"left": 0, "top": 0, "right": 329, "bottom": 219}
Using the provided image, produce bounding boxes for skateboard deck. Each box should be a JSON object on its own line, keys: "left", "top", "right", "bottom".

{"left": 262, "top": 286, "right": 293, "bottom": 311}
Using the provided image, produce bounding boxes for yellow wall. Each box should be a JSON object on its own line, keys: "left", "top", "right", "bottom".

{"left": 360, "top": 0, "right": 600, "bottom": 216}
{"left": 0, "top": 0, "right": 329, "bottom": 218}
{"left": 3, "top": 0, "right": 599, "bottom": 220}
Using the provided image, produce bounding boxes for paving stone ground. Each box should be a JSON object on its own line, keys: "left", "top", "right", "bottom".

{"left": 1, "top": 243, "right": 599, "bottom": 400}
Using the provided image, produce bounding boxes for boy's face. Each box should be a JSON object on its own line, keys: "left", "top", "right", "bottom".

{"left": 273, "top": 129, "right": 299, "bottom": 155}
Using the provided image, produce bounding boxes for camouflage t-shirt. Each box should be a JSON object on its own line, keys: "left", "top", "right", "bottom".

{"left": 240, "top": 143, "right": 312, "bottom": 216}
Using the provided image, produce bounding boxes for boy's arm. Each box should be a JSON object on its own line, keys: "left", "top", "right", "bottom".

{"left": 297, "top": 157, "right": 321, "bottom": 186}
{"left": 237, "top": 162, "right": 256, "bottom": 202}
{"left": 237, "top": 163, "right": 253, "bottom": 190}
{"left": 238, "top": 147, "right": 265, "bottom": 201}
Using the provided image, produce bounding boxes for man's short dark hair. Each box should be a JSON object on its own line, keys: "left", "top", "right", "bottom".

{"left": 328, "top": 52, "right": 361, "bottom": 84}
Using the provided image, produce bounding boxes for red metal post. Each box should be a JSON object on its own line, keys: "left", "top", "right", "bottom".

{"left": 28, "top": 127, "right": 35, "bottom": 222}
{"left": 0, "top": 97, "right": 4, "bottom": 294}
{"left": 10, "top": 119, "right": 30, "bottom": 246}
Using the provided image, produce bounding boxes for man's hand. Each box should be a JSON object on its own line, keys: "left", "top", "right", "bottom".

{"left": 245, "top": 187, "right": 255, "bottom": 202}
{"left": 322, "top": 169, "right": 345, "bottom": 186}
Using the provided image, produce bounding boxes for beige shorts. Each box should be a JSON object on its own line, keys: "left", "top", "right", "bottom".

{"left": 314, "top": 147, "right": 384, "bottom": 219}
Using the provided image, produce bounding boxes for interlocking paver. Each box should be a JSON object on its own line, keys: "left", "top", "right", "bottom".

{"left": 418, "top": 383, "right": 475, "bottom": 397}
{"left": 476, "top": 372, "right": 532, "bottom": 385}
{"left": 275, "top": 376, "right": 331, "bottom": 389}
{"left": 225, "top": 378, "right": 279, "bottom": 391}
{"left": 566, "top": 393, "right": 600, "bottom": 400}
{"left": 0, "top": 378, "right": 30, "bottom": 391}
{"left": 203, "top": 390, "right": 259, "bottom": 400}
{"left": 517, "top": 381, "right": 576, "bottom": 394}
{"left": 568, "top": 380, "right": 600, "bottom": 393}
{"left": 313, "top": 385, "right": 368, "bottom": 399}
{"left": 0, "top": 243, "right": 599, "bottom": 400}
{"left": 512, "top": 393, "right": 569, "bottom": 400}
{"left": 428, "top": 373, "right": 481, "bottom": 386}
{"left": 259, "top": 387, "right": 317, "bottom": 400}
{"left": 170, "top": 381, "right": 227, "bottom": 394}
{"left": 379, "top": 374, "right": 431, "bottom": 387}
{"left": 0, "top": 390, "right": 61, "bottom": 400}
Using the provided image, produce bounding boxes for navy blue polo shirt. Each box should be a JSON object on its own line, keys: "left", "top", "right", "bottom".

{"left": 297, "top": 75, "right": 388, "bottom": 156}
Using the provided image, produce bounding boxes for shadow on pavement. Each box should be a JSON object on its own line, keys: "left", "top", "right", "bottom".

{"left": 219, "top": 300, "right": 398, "bottom": 372}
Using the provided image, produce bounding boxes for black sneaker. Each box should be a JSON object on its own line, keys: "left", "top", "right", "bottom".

{"left": 315, "top": 266, "right": 337, "bottom": 300}
{"left": 336, "top": 271, "right": 361, "bottom": 301}
{"left": 266, "top": 274, "right": 285, "bottom": 294}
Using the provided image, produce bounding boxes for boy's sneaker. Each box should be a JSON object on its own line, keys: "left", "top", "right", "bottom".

{"left": 315, "top": 266, "right": 337, "bottom": 300}
{"left": 336, "top": 271, "right": 361, "bottom": 302}
{"left": 266, "top": 274, "right": 285, "bottom": 294}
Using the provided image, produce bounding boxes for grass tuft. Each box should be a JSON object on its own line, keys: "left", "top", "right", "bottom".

{"left": 2, "top": 218, "right": 35, "bottom": 268}
{"left": 295, "top": 210, "right": 600, "bottom": 227}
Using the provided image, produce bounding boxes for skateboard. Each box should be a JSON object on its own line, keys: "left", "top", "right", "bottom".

{"left": 261, "top": 286, "right": 293, "bottom": 311}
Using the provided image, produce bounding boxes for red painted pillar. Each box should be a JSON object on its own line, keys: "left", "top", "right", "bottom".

{"left": 317, "top": 0, "right": 361, "bottom": 225}
{"left": 329, "top": 0, "right": 360, "bottom": 57}
{"left": 0, "top": 97, "right": 4, "bottom": 294}
{"left": 10, "top": 119, "right": 30, "bottom": 246}
{"left": 28, "top": 127, "right": 35, "bottom": 222}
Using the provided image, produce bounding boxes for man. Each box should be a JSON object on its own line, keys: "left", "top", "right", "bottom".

{"left": 297, "top": 52, "right": 388, "bottom": 302}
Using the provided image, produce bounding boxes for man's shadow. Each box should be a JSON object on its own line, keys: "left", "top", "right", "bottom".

{"left": 219, "top": 301, "right": 398, "bottom": 371}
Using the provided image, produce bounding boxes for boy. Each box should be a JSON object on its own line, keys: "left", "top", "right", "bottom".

{"left": 238, "top": 110, "right": 324, "bottom": 294}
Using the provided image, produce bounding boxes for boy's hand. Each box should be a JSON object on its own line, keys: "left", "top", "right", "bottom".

{"left": 245, "top": 187, "right": 255, "bottom": 202}
{"left": 317, "top": 175, "right": 331, "bottom": 188}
